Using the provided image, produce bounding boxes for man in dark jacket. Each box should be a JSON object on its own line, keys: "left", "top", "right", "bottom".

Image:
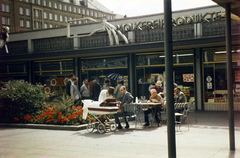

{"left": 92, "top": 79, "right": 101, "bottom": 101}
{"left": 114, "top": 86, "right": 134, "bottom": 129}
{"left": 65, "top": 73, "right": 75, "bottom": 97}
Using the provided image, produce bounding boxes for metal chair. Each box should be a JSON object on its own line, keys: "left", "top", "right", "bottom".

{"left": 174, "top": 103, "right": 188, "bottom": 131}
{"left": 185, "top": 99, "right": 197, "bottom": 124}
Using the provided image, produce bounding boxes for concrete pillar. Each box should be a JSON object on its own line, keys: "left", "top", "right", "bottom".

{"left": 194, "top": 48, "right": 203, "bottom": 110}
{"left": 73, "top": 35, "right": 79, "bottom": 49}
{"left": 194, "top": 23, "right": 202, "bottom": 38}
{"left": 27, "top": 61, "right": 34, "bottom": 83}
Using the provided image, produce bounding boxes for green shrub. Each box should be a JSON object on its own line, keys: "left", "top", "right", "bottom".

{"left": 0, "top": 81, "right": 51, "bottom": 123}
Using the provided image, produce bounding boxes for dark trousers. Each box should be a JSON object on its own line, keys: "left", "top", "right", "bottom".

{"left": 114, "top": 110, "right": 129, "bottom": 127}
{"left": 144, "top": 107, "right": 161, "bottom": 124}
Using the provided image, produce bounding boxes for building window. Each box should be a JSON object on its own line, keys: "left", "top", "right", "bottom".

{"left": 91, "top": 11, "right": 93, "bottom": 17}
{"left": 69, "top": 17, "right": 72, "bottom": 21}
{"left": 74, "top": 18, "right": 77, "bottom": 24}
{"left": 20, "top": 19, "right": 24, "bottom": 27}
{"left": 78, "top": 8, "right": 81, "bottom": 14}
{"left": 37, "top": 0, "right": 41, "bottom": 5}
{"left": 26, "top": 8, "right": 30, "bottom": 16}
{"left": 73, "top": 7, "right": 76, "bottom": 13}
{"left": 19, "top": 7, "right": 24, "bottom": 15}
{"left": 49, "top": 13, "right": 52, "bottom": 20}
{"left": 49, "top": 1, "right": 52, "bottom": 8}
{"left": 2, "top": 17, "right": 10, "bottom": 25}
{"left": 78, "top": 20, "right": 82, "bottom": 24}
{"left": 69, "top": 6, "right": 72, "bottom": 12}
{"left": 85, "top": 19, "right": 88, "bottom": 23}
{"left": 35, "top": 10, "right": 39, "bottom": 18}
{"left": 49, "top": 24, "right": 53, "bottom": 28}
{"left": 86, "top": 10, "right": 89, "bottom": 15}
{"left": 1, "top": 4, "right": 5, "bottom": 12}
{"left": 43, "top": 0, "right": 47, "bottom": 6}
{"left": 82, "top": 9, "right": 85, "bottom": 15}
{"left": 6, "top": 5, "right": 10, "bottom": 12}
{"left": 95, "top": 12, "right": 98, "bottom": 17}
{"left": 35, "top": 21, "right": 40, "bottom": 28}
{"left": 59, "top": 4, "right": 62, "bottom": 10}
{"left": 55, "top": 25, "right": 58, "bottom": 27}
{"left": 55, "top": 14, "right": 58, "bottom": 21}
{"left": 44, "top": 23, "right": 47, "bottom": 28}
{"left": 64, "top": 5, "right": 67, "bottom": 11}
{"left": 26, "top": 20, "right": 30, "bottom": 28}
{"left": 26, "top": 0, "right": 29, "bottom": 2}
{"left": 65, "top": 16, "right": 68, "bottom": 22}
{"left": 54, "top": 3, "right": 57, "bottom": 9}
{"left": 60, "top": 15, "right": 63, "bottom": 22}
{"left": 32, "top": 0, "right": 35, "bottom": 4}
{"left": 44, "top": 12, "right": 47, "bottom": 19}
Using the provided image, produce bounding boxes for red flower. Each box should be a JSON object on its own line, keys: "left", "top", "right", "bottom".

{"left": 13, "top": 117, "right": 19, "bottom": 121}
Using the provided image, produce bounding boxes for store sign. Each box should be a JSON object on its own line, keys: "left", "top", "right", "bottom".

{"left": 183, "top": 74, "right": 194, "bottom": 82}
{"left": 116, "top": 11, "right": 222, "bottom": 32}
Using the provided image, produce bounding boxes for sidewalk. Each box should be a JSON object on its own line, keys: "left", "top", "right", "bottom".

{"left": 0, "top": 111, "right": 240, "bottom": 158}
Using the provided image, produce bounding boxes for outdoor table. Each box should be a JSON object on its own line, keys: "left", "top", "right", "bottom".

{"left": 125, "top": 102, "right": 162, "bottom": 127}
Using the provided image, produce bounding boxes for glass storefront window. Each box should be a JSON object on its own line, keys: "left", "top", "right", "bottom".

{"left": 203, "top": 47, "right": 240, "bottom": 103}
{"left": 136, "top": 50, "right": 193, "bottom": 66}
{"left": 136, "top": 50, "right": 194, "bottom": 101}
{"left": 81, "top": 56, "right": 128, "bottom": 90}
{"left": 34, "top": 59, "right": 74, "bottom": 101}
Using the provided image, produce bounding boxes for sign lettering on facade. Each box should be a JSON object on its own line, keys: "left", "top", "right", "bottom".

{"left": 116, "top": 11, "right": 222, "bottom": 32}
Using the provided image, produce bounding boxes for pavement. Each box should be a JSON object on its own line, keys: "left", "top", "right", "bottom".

{"left": 0, "top": 111, "right": 240, "bottom": 158}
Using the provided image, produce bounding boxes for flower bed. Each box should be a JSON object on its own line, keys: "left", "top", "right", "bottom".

{"left": 13, "top": 105, "right": 95, "bottom": 125}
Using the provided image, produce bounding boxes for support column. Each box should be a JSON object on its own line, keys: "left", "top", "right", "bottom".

{"left": 73, "top": 57, "right": 81, "bottom": 89}
{"left": 27, "top": 61, "right": 34, "bottom": 83}
{"left": 128, "top": 53, "right": 136, "bottom": 97}
{"left": 164, "top": 0, "right": 176, "bottom": 158}
{"left": 194, "top": 48, "right": 203, "bottom": 110}
{"left": 28, "top": 39, "right": 33, "bottom": 53}
{"left": 73, "top": 35, "right": 79, "bottom": 49}
{"left": 225, "top": 3, "right": 235, "bottom": 151}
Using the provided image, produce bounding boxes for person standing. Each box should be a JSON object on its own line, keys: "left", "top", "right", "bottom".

{"left": 114, "top": 80, "right": 124, "bottom": 101}
{"left": 88, "top": 78, "right": 95, "bottom": 100}
{"left": 70, "top": 77, "right": 81, "bottom": 106}
{"left": 65, "top": 73, "right": 75, "bottom": 97}
{"left": 103, "top": 79, "right": 110, "bottom": 90}
{"left": 80, "top": 78, "right": 90, "bottom": 100}
{"left": 114, "top": 86, "right": 134, "bottom": 129}
{"left": 92, "top": 79, "right": 101, "bottom": 101}
{"left": 151, "top": 81, "right": 163, "bottom": 94}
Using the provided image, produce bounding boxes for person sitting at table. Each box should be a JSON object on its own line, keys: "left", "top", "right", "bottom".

{"left": 151, "top": 81, "right": 163, "bottom": 94}
{"left": 174, "top": 87, "right": 187, "bottom": 121}
{"left": 114, "top": 86, "right": 134, "bottom": 129}
{"left": 143, "top": 89, "right": 163, "bottom": 127}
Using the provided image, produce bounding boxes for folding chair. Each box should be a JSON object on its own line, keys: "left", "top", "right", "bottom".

{"left": 185, "top": 99, "right": 197, "bottom": 124}
{"left": 174, "top": 103, "right": 188, "bottom": 131}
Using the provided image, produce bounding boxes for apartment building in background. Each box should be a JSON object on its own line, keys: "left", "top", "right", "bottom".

{"left": 0, "top": 0, "right": 116, "bottom": 33}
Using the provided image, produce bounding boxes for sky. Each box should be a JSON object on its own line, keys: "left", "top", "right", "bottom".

{"left": 98, "top": 0, "right": 217, "bottom": 17}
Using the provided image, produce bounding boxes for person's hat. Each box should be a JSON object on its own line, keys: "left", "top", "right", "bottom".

{"left": 156, "top": 81, "right": 162, "bottom": 87}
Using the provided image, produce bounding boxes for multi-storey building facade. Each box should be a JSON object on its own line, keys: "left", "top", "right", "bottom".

{"left": 0, "top": 0, "right": 116, "bottom": 33}
{"left": 1, "top": 5, "right": 240, "bottom": 111}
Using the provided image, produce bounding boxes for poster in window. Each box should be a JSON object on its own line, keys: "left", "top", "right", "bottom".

{"left": 183, "top": 74, "right": 194, "bottom": 82}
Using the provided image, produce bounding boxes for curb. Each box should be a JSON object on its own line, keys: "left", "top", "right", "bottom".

{"left": 0, "top": 123, "right": 87, "bottom": 131}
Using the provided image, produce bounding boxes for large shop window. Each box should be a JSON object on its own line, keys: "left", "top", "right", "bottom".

{"left": 0, "top": 63, "right": 28, "bottom": 81}
{"left": 203, "top": 48, "right": 240, "bottom": 103}
{"left": 136, "top": 50, "right": 194, "bottom": 101}
{"left": 81, "top": 56, "right": 128, "bottom": 89}
{"left": 34, "top": 59, "right": 74, "bottom": 101}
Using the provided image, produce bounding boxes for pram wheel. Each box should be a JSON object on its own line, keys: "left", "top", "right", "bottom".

{"left": 98, "top": 124, "right": 106, "bottom": 134}
{"left": 109, "top": 121, "right": 117, "bottom": 132}
{"left": 87, "top": 122, "right": 95, "bottom": 133}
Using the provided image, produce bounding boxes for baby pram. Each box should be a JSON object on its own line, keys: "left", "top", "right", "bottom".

{"left": 82, "top": 99, "right": 119, "bottom": 134}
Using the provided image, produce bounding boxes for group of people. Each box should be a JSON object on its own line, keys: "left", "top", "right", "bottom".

{"left": 65, "top": 73, "right": 187, "bottom": 129}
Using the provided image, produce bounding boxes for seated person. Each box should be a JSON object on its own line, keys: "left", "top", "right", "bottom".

{"left": 174, "top": 87, "right": 187, "bottom": 121}
{"left": 143, "top": 89, "right": 163, "bottom": 127}
{"left": 114, "top": 86, "right": 134, "bottom": 129}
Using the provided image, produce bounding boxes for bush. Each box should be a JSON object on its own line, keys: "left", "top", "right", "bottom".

{"left": 0, "top": 81, "right": 50, "bottom": 123}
